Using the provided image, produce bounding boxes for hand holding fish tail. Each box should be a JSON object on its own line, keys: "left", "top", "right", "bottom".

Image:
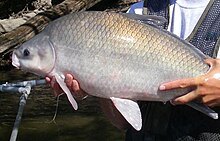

{"left": 46, "top": 74, "right": 88, "bottom": 100}
{"left": 160, "top": 58, "right": 220, "bottom": 107}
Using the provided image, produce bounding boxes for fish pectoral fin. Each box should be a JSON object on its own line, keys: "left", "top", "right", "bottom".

{"left": 186, "top": 101, "right": 218, "bottom": 119}
{"left": 122, "top": 13, "right": 167, "bottom": 26}
{"left": 110, "top": 97, "right": 142, "bottom": 131}
{"left": 55, "top": 74, "right": 78, "bottom": 110}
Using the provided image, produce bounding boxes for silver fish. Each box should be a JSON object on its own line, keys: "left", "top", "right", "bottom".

{"left": 12, "top": 11, "right": 218, "bottom": 130}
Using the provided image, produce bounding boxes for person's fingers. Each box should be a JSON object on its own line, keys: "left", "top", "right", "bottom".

{"left": 71, "top": 79, "right": 87, "bottom": 99}
{"left": 49, "top": 76, "right": 63, "bottom": 96}
{"left": 159, "top": 78, "right": 197, "bottom": 90}
{"left": 65, "top": 74, "right": 73, "bottom": 87}
{"left": 51, "top": 76, "right": 57, "bottom": 88}
{"left": 201, "top": 94, "right": 220, "bottom": 107}
{"left": 72, "top": 80, "right": 80, "bottom": 91}
{"left": 64, "top": 74, "right": 80, "bottom": 91}
{"left": 45, "top": 77, "right": 51, "bottom": 83}
{"left": 172, "top": 90, "right": 199, "bottom": 105}
{"left": 201, "top": 95, "right": 215, "bottom": 105}
{"left": 46, "top": 74, "right": 88, "bottom": 99}
{"left": 207, "top": 100, "right": 220, "bottom": 107}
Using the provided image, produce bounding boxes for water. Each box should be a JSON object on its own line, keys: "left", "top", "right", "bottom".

{"left": 0, "top": 69, "right": 125, "bottom": 141}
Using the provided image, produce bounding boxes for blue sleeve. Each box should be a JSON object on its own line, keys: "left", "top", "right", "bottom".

{"left": 127, "top": 1, "right": 144, "bottom": 14}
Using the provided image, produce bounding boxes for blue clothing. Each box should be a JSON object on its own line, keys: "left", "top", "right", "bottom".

{"left": 127, "top": 2, "right": 144, "bottom": 14}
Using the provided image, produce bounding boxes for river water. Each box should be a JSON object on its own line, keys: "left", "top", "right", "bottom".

{"left": 0, "top": 69, "right": 125, "bottom": 141}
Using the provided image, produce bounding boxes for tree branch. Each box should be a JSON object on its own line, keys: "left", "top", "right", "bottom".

{"left": 0, "top": 0, "right": 103, "bottom": 55}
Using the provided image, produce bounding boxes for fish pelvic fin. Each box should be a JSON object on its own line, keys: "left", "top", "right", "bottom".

{"left": 186, "top": 101, "right": 218, "bottom": 119}
{"left": 110, "top": 97, "right": 142, "bottom": 131}
{"left": 55, "top": 74, "right": 78, "bottom": 110}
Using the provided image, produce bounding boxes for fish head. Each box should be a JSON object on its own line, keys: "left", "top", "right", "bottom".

{"left": 12, "top": 33, "right": 55, "bottom": 77}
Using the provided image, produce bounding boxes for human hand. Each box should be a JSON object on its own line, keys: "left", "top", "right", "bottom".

{"left": 46, "top": 74, "right": 129, "bottom": 130}
{"left": 45, "top": 74, "right": 129, "bottom": 130}
{"left": 159, "top": 58, "right": 220, "bottom": 107}
{"left": 45, "top": 74, "right": 88, "bottom": 99}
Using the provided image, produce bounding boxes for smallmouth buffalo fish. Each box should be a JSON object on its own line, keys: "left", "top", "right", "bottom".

{"left": 12, "top": 11, "right": 218, "bottom": 130}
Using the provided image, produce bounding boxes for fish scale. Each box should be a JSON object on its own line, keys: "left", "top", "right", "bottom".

{"left": 12, "top": 11, "right": 217, "bottom": 131}
{"left": 51, "top": 12, "right": 208, "bottom": 97}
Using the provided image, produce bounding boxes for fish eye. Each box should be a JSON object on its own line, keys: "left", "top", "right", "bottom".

{"left": 23, "top": 49, "right": 30, "bottom": 57}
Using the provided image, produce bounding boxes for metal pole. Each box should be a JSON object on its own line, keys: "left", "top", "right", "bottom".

{"left": 0, "top": 79, "right": 46, "bottom": 90}
{"left": 0, "top": 79, "right": 46, "bottom": 141}
{"left": 9, "top": 83, "right": 31, "bottom": 141}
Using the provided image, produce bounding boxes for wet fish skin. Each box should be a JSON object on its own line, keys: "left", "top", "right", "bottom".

{"left": 47, "top": 11, "right": 209, "bottom": 101}
{"left": 12, "top": 11, "right": 215, "bottom": 130}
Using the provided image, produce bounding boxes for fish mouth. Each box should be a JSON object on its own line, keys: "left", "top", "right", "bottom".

{"left": 12, "top": 52, "right": 20, "bottom": 68}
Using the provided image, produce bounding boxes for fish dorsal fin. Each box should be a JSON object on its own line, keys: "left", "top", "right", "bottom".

{"left": 110, "top": 97, "right": 142, "bottom": 131}
{"left": 55, "top": 74, "right": 78, "bottom": 110}
{"left": 121, "top": 13, "right": 167, "bottom": 26}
